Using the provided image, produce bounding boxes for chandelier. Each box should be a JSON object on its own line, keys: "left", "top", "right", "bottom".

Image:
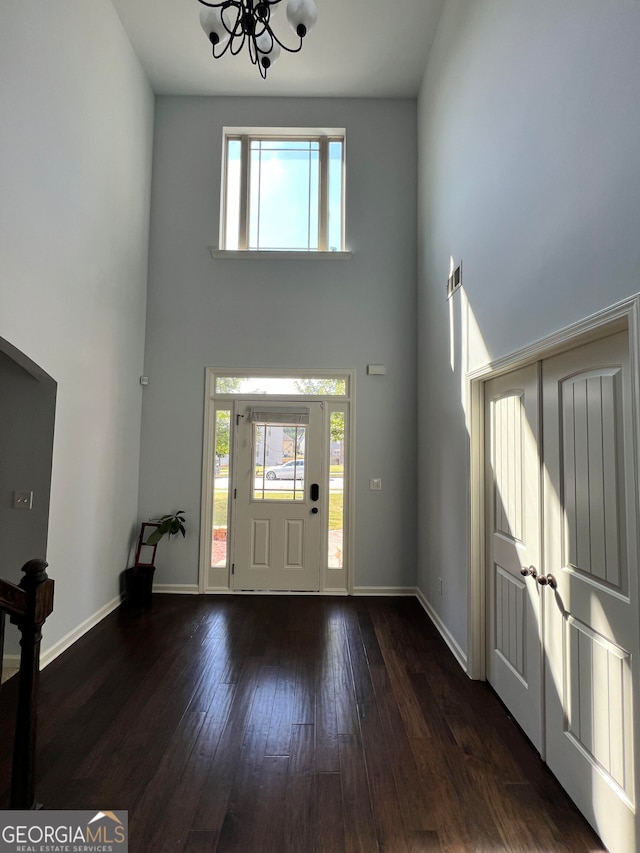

{"left": 198, "top": 0, "right": 318, "bottom": 79}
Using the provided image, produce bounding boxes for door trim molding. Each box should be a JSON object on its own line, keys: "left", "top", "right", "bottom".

{"left": 466, "top": 293, "right": 640, "bottom": 680}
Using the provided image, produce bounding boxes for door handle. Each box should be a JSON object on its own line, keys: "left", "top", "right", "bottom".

{"left": 537, "top": 573, "right": 557, "bottom": 589}
{"left": 310, "top": 483, "right": 319, "bottom": 501}
{"left": 311, "top": 507, "right": 319, "bottom": 514}
{"left": 520, "top": 566, "right": 537, "bottom": 579}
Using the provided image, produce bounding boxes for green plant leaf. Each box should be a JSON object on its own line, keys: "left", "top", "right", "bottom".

{"left": 145, "top": 529, "right": 162, "bottom": 546}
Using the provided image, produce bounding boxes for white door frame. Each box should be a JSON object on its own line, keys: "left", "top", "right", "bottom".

{"left": 466, "top": 293, "right": 640, "bottom": 681}
{"left": 199, "top": 367, "right": 355, "bottom": 595}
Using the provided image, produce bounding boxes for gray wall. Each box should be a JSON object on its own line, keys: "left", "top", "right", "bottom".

{"left": 140, "top": 96, "right": 418, "bottom": 590}
{"left": 0, "top": 349, "right": 56, "bottom": 577}
{"left": 416, "top": 0, "right": 640, "bottom": 653}
{"left": 0, "top": 1, "right": 154, "bottom": 653}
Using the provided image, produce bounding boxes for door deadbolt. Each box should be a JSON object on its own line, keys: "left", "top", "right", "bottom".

{"left": 310, "top": 483, "right": 319, "bottom": 501}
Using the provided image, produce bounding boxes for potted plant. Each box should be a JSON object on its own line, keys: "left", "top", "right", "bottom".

{"left": 124, "top": 511, "right": 186, "bottom": 606}
{"left": 143, "top": 511, "right": 186, "bottom": 546}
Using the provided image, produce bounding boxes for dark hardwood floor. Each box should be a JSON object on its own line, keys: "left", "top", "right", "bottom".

{"left": 1, "top": 595, "right": 606, "bottom": 852}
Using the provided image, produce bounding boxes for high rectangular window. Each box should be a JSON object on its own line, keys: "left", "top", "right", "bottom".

{"left": 221, "top": 129, "right": 345, "bottom": 252}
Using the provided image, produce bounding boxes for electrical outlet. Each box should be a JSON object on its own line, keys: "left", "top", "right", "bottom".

{"left": 13, "top": 490, "right": 33, "bottom": 510}
{"left": 369, "top": 478, "right": 382, "bottom": 491}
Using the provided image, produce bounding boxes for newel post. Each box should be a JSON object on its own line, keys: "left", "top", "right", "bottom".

{"left": 10, "top": 559, "right": 55, "bottom": 809}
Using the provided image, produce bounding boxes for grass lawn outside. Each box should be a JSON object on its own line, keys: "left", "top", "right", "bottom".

{"left": 213, "top": 489, "right": 343, "bottom": 530}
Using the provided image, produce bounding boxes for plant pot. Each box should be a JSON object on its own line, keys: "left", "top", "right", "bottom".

{"left": 123, "top": 565, "right": 155, "bottom": 607}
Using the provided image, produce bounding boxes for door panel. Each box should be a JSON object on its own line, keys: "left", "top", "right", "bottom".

{"left": 233, "top": 401, "right": 323, "bottom": 591}
{"left": 485, "top": 364, "right": 543, "bottom": 751}
{"left": 542, "top": 332, "right": 638, "bottom": 853}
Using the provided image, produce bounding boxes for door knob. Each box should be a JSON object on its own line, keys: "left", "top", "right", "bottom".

{"left": 537, "top": 574, "right": 557, "bottom": 589}
{"left": 311, "top": 507, "right": 319, "bottom": 514}
{"left": 520, "top": 566, "right": 537, "bottom": 578}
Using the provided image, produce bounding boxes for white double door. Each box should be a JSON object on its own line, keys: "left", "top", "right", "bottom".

{"left": 486, "top": 331, "right": 639, "bottom": 853}
{"left": 232, "top": 400, "right": 324, "bottom": 591}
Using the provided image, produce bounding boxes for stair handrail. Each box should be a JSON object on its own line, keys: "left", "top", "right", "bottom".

{"left": 0, "top": 559, "right": 54, "bottom": 809}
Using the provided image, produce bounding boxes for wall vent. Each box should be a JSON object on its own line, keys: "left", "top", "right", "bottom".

{"left": 447, "top": 263, "right": 462, "bottom": 298}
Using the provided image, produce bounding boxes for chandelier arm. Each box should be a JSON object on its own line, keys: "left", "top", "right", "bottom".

{"left": 268, "top": 28, "right": 304, "bottom": 54}
{"left": 212, "top": 34, "right": 234, "bottom": 60}
{"left": 209, "top": 10, "right": 246, "bottom": 59}
{"left": 225, "top": 11, "right": 246, "bottom": 41}
{"left": 247, "top": 35, "right": 260, "bottom": 66}
{"left": 197, "top": 0, "right": 238, "bottom": 8}
{"left": 229, "top": 34, "right": 250, "bottom": 57}
{"left": 252, "top": 17, "right": 303, "bottom": 56}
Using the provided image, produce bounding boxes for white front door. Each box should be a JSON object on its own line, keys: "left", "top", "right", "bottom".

{"left": 485, "top": 364, "right": 543, "bottom": 752}
{"left": 542, "top": 332, "right": 639, "bottom": 853}
{"left": 232, "top": 400, "right": 324, "bottom": 591}
{"left": 484, "top": 331, "right": 639, "bottom": 853}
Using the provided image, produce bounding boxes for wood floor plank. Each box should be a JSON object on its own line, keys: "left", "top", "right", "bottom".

{"left": 316, "top": 772, "right": 346, "bottom": 853}
{"left": 374, "top": 618, "right": 433, "bottom": 741}
{"left": 182, "top": 830, "right": 219, "bottom": 852}
{"left": 245, "top": 755, "right": 288, "bottom": 853}
{"left": 190, "top": 657, "right": 262, "bottom": 831}
{"left": 315, "top": 647, "right": 340, "bottom": 773}
{"left": 338, "top": 733, "right": 379, "bottom": 853}
{"left": 359, "top": 705, "right": 411, "bottom": 853}
{"left": 283, "top": 725, "right": 316, "bottom": 853}
{"left": 407, "top": 830, "right": 443, "bottom": 853}
{"left": 128, "top": 710, "right": 207, "bottom": 843}
{"left": 332, "top": 620, "right": 360, "bottom": 737}
{"left": 369, "top": 663, "right": 434, "bottom": 833}
{"left": 136, "top": 713, "right": 226, "bottom": 851}
{"left": 264, "top": 656, "right": 297, "bottom": 757}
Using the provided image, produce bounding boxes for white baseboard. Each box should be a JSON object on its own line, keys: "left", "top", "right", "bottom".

{"left": 415, "top": 587, "right": 468, "bottom": 672}
{"left": 39, "top": 595, "right": 121, "bottom": 670}
{"left": 153, "top": 584, "right": 199, "bottom": 595}
{"left": 352, "top": 586, "right": 417, "bottom": 596}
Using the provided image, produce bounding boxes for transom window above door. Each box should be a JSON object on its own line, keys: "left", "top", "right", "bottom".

{"left": 214, "top": 374, "right": 348, "bottom": 396}
{"left": 220, "top": 128, "right": 345, "bottom": 253}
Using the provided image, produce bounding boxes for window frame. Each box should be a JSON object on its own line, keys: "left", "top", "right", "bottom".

{"left": 220, "top": 127, "right": 345, "bottom": 254}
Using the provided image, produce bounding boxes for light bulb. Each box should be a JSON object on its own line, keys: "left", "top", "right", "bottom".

{"left": 199, "top": 6, "right": 231, "bottom": 48}
{"left": 257, "top": 0, "right": 282, "bottom": 19}
{"left": 257, "top": 35, "right": 281, "bottom": 69}
{"left": 255, "top": 29, "right": 274, "bottom": 53}
{"left": 286, "top": 0, "right": 317, "bottom": 38}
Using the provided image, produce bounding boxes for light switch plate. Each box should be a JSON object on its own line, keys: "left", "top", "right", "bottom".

{"left": 369, "top": 478, "right": 382, "bottom": 491}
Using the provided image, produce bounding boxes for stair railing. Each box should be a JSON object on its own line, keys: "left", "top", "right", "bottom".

{"left": 0, "top": 559, "right": 54, "bottom": 809}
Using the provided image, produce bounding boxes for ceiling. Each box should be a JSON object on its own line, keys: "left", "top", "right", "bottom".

{"left": 110, "top": 0, "right": 445, "bottom": 98}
